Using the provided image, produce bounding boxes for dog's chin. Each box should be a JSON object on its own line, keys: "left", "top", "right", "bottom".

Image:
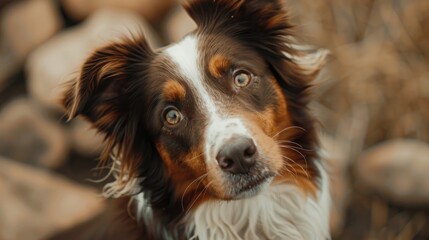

{"left": 232, "top": 176, "right": 274, "bottom": 200}
{"left": 213, "top": 173, "right": 275, "bottom": 200}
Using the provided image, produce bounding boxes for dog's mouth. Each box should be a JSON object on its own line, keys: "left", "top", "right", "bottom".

{"left": 238, "top": 173, "right": 274, "bottom": 194}
{"left": 225, "top": 168, "right": 275, "bottom": 199}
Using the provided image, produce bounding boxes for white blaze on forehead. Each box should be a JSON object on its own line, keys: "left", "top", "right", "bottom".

{"left": 164, "top": 35, "right": 219, "bottom": 119}
{"left": 164, "top": 35, "right": 253, "bottom": 162}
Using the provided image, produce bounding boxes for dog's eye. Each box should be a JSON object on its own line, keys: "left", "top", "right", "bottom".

{"left": 163, "top": 107, "right": 182, "bottom": 125}
{"left": 233, "top": 70, "right": 252, "bottom": 87}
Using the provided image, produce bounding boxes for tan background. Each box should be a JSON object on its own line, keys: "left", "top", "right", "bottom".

{"left": 0, "top": 0, "right": 428, "bottom": 239}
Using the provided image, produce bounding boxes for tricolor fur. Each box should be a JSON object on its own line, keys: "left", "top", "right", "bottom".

{"left": 58, "top": 0, "right": 330, "bottom": 239}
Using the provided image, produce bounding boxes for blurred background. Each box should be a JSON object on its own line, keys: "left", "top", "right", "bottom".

{"left": 0, "top": 0, "right": 428, "bottom": 239}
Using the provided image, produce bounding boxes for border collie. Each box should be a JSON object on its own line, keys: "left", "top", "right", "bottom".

{"left": 59, "top": 0, "right": 330, "bottom": 239}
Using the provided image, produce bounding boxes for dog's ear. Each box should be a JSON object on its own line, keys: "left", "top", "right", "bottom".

{"left": 184, "top": 0, "right": 293, "bottom": 60}
{"left": 63, "top": 38, "right": 153, "bottom": 127}
{"left": 184, "top": 0, "right": 328, "bottom": 87}
{"left": 62, "top": 37, "right": 155, "bottom": 193}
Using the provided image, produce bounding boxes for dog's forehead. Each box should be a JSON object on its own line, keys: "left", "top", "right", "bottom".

{"left": 163, "top": 35, "right": 221, "bottom": 117}
{"left": 163, "top": 35, "right": 201, "bottom": 83}
{"left": 160, "top": 35, "right": 266, "bottom": 100}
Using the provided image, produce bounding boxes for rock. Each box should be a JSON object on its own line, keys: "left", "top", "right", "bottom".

{"left": 320, "top": 133, "right": 351, "bottom": 236}
{"left": 0, "top": 98, "right": 68, "bottom": 168}
{"left": 0, "top": 48, "right": 20, "bottom": 91}
{"left": 355, "top": 139, "right": 429, "bottom": 206}
{"left": 0, "top": 157, "right": 105, "bottom": 240}
{"left": 69, "top": 119, "right": 104, "bottom": 156}
{"left": 1, "top": 0, "right": 62, "bottom": 58}
{"left": 61, "top": 0, "right": 175, "bottom": 22}
{"left": 26, "top": 8, "right": 161, "bottom": 111}
{"left": 0, "top": 0, "right": 63, "bottom": 89}
{"left": 163, "top": 6, "right": 197, "bottom": 43}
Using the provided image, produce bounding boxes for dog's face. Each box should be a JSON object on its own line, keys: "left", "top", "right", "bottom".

{"left": 154, "top": 34, "right": 287, "bottom": 199}
{"left": 63, "top": 0, "right": 326, "bottom": 210}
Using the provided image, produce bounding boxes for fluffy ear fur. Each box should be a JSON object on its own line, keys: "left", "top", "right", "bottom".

{"left": 184, "top": 0, "right": 328, "bottom": 106}
{"left": 184, "top": 0, "right": 293, "bottom": 55}
{"left": 62, "top": 37, "right": 155, "bottom": 193}
{"left": 63, "top": 37, "right": 176, "bottom": 216}
{"left": 63, "top": 38, "right": 154, "bottom": 123}
{"left": 184, "top": 0, "right": 327, "bottom": 84}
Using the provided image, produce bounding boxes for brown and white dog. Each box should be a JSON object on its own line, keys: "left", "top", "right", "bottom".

{"left": 58, "top": 0, "right": 330, "bottom": 239}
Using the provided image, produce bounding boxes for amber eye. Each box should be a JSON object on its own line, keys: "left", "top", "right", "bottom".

{"left": 234, "top": 70, "right": 252, "bottom": 87}
{"left": 164, "top": 107, "right": 182, "bottom": 125}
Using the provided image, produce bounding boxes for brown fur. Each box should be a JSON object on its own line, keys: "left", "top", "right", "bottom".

{"left": 56, "top": 0, "right": 325, "bottom": 238}
{"left": 208, "top": 54, "right": 230, "bottom": 78}
{"left": 163, "top": 80, "right": 186, "bottom": 102}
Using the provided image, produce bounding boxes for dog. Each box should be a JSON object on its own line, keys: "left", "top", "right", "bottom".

{"left": 58, "top": 0, "right": 330, "bottom": 239}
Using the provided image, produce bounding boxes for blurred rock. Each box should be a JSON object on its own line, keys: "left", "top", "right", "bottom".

{"left": 0, "top": 157, "right": 105, "bottom": 240}
{"left": 1, "top": 0, "right": 62, "bottom": 58}
{"left": 163, "top": 6, "right": 196, "bottom": 43}
{"left": 26, "top": 8, "right": 161, "bottom": 111}
{"left": 69, "top": 119, "right": 104, "bottom": 156}
{"left": 320, "top": 133, "right": 351, "bottom": 237}
{"left": 355, "top": 139, "right": 429, "bottom": 206}
{"left": 61, "top": 0, "right": 175, "bottom": 22}
{"left": 0, "top": 48, "right": 20, "bottom": 91}
{"left": 0, "top": 0, "right": 62, "bottom": 89}
{"left": 0, "top": 98, "right": 68, "bottom": 168}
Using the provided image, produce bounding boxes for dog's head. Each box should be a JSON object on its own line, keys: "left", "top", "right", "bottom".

{"left": 63, "top": 0, "right": 327, "bottom": 214}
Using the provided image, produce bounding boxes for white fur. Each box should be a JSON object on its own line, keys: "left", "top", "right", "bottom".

{"left": 283, "top": 42, "right": 330, "bottom": 75}
{"left": 134, "top": 192, "right": 176, "bottom": 239}
{"left": 132, "top": 161, "right": 331, "bottom": 239}
{"left": 184, "top": 161, "right": 331, "bottom": 240}
{"left": 124, "top": 36, "right": 331, "bottom": 240}
{"left": 164, "top": 35, "right": 254, "bottom": 164}
{"left": 205, "top": 117, "right": 254, "bottom": 159}
{"left": 101, "top": 39, "right": 330, "bottom": 200}
{"left": 102, "top": 154, "right": 140, "bottom": 198}
{"left": 164, "top": 35, "right": 219, "bottom": 123}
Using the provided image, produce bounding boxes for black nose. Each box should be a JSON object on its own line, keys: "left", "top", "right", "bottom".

{"left": 216, "top": 136, "right": 257, "bottom": 174}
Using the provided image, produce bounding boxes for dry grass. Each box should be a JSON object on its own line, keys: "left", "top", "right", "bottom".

{"left": 287, "top": 0, "right": 429, "bottom": 239}
{"left": 289, "top": 0, "right": 429, "bottom": 146}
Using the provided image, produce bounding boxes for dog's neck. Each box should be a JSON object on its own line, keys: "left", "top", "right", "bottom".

{"left": 134, "top": 162, "right": 330, "bottom": 239}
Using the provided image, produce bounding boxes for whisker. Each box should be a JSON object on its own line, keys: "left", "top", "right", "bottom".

{"left": 201, "top": 181, "right": 212, "bottom": 198}
{"left": 278, "top": 145, "right": 309, "bottom": 172}
{"left": 278, "top": 143, "right": 314, "bottom": 152}
{"left": 275, "top": 140, "right": 304, "bottom": 149}
{"left": 271, "top": 126, "right": 306, "bottom": 139}
{"left": 199, "top": 181, "right": 213, "bottom": 204}
{"left": 280, "top": 155, "right": 310, "bottom": 179}
{"left": 186, "top": 153, "right": 204, "bottom": 162}
{"left": 281, "top": 163, "right": 299, "bottom": 178}
{"left": 277, "top": 163, "right": 300, "bottom": 187}
{"left": 185, "top": 180, "right": 214, "bottom": 216}
{"left": 181, "top": 173, "right": 208, "bottom": 211}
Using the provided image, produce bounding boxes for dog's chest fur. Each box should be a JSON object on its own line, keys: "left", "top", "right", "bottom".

{"left": 135, "top": 162, "right": 330, "bottom": 240}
